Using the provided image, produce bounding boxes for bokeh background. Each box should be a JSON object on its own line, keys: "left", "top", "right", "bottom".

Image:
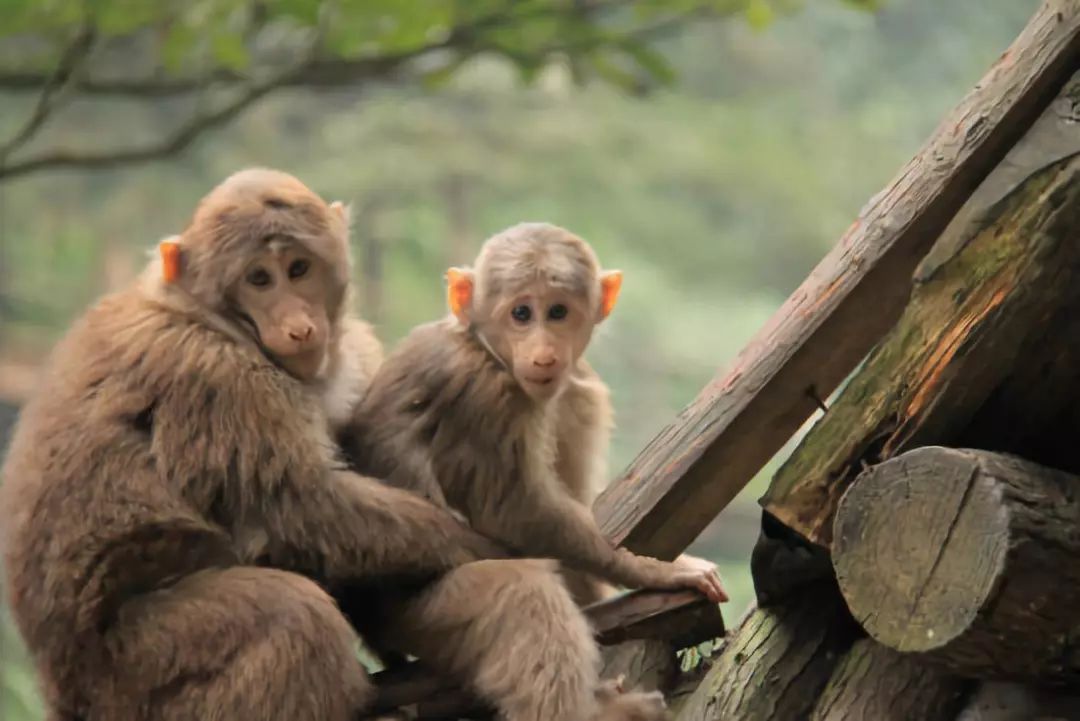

{"left": 0, "top": 0, "right": 1038, "bottom": 717}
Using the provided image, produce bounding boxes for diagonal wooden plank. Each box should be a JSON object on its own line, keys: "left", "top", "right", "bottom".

{"left": 593, "top": 0, "right": 1080, "bottom": 561}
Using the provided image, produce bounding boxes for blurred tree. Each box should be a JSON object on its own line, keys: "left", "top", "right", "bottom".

{"left": 0, "top": 0, "right": 876, "bottom": 181}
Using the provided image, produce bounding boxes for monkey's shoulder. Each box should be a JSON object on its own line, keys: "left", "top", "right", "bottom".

{"left": 375, "top": 320, "right": 500, "bottom": 399}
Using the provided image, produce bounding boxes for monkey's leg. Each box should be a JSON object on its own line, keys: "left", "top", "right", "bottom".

{"left": 94, "top": 566, "right": 372, "bottom": 721}
{"left": 383, "top": 559, "right": 602, "bottom": 721}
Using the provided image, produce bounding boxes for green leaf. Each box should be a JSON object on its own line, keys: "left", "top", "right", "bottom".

{"left": 91, "top": 0, "right": 171, "bottom": 35}
{"left": 161, "top": 23, "right": 198, "bottom": 72}
{"left": 211, "top": 31, "right": 250, "bottom": 70}
{"left": 744, "top": 0, "right": 775, "bottom": 29}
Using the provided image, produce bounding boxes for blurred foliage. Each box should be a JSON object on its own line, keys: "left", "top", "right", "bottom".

{"left": 0, "top": 0, "right": 1039, "bottom": 718}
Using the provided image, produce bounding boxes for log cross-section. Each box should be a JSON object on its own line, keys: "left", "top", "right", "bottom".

{"left": 595, "top": 0, "right": 1080, "bottom": 561}
{"left": 833, "top": 447, "right": 1080, "bottom": 682}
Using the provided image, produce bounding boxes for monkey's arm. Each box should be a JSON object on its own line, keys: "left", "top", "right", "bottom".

{"left": 158, "top": 362, "right": 503, "bottom": 584}
{"left": 340, "top": 415, "right": 455, "bottom": 510}
{"left": 263, "top": 468, "right": 505, "bottom": 582}
{"left": 475, "top": 479, "right": 726, "bottom": 603}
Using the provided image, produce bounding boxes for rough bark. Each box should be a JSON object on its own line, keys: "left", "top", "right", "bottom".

{"left": 808, "top": 639, "right": 969, "bottom": 721}
{"left": 834, "top": 447, "right": 1080, "bottom": 682}
{"left": 595, "top": 0, "right": 1080, "bottom": 561}
{"left": 761, "top": 124, "right": 1080, "bottom": 547}
{"left": 675, "top": 582, "right": 856, "bottom": 721}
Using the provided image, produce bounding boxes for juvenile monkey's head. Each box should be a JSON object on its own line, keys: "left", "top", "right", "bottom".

{"left": 164, "top": 168, "right": 352, "bottom": 381}
{"left": 447, "top": 223, "right": 621, "bottom": 402}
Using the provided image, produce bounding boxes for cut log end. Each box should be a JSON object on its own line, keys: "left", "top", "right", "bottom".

{"left": 833, "top": 447, "right": 1009, "bottom": 654}
{"left": 833, "top": 446, "right": 1080, "bottom": 681}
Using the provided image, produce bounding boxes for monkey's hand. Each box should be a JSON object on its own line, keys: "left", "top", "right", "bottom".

{"left": 666, "top": 554, "right": 728, "bottom": 604}
{"left": 610, "top": 549, "right": 728, "bottom": 604}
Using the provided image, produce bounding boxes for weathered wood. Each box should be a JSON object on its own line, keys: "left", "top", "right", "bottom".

{"left": 808, "top": 639, "right": 969, "bottom": 721}
{"left": 761, "top": 134, "right": 1080, "bottom": 546}
{"left": 675, "top": 582, "right": 856, "bottom": 721}
{"left": 370, "top": 589, "right": 723, "bottom": 716}
{"left": 956, "top": 681, "right": 1080, "bottom": 721}
{"left": 600, "top": 640, "right": 677, "bottom": 696}
{"left": 595, "top": 0, "right": 1080, "bottom": 561}
{"left": 834, "top": 447, "right": 1080, "bottom": 682}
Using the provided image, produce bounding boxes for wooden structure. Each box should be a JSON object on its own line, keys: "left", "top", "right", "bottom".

{"left": 372, "top": 1, "right": 1080, "bottom": 717}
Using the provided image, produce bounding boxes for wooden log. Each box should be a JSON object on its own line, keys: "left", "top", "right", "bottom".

{"left": 675, "top": 581, "right": 856, "bottom": 721}
{"left": 833, "top": 447, "right": 1080, "bottom": 682}
{"left": 760, "top": 116, "right": 1080, "bottom": 547}
{"left": 808, "top": 639, "right": 969, "bottom": 721}
{"left": 595, "top": 0, "right": 1080, "bottom": 561}
{"left": 370, "top": 589, "right": 723, "bottom": 717}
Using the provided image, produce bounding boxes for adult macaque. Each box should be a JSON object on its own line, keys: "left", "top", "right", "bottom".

{"left": 342, "top": 222, "right": 727, "bottom": 607}
{"left": 0, "top": 172, "right": 658, "bottom": 721}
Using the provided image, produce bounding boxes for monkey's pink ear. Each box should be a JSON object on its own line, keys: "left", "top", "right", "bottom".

{"left": 446, "top": 267, "right": 475, "bottom": 323}
{"left": 160, "top": 238, "right": 182, "bottom": 283}
{"left": 599, "top": 270, "right": 622, "bottom": 320}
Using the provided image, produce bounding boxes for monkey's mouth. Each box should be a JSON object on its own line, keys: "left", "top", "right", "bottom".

{"left": 523, "top": 376, "right": 557, "bottom": 387}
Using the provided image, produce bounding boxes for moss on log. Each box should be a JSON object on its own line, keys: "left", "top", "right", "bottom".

{"left": 834, "top": 447, "right": 1080, "bottom": 682}
{"left": 761, "top": 145, "right": 1080, "bottom": 547}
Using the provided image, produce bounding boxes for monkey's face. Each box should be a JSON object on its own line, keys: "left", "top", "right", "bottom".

{"left": 487, "top": 285, "right": 593, "bottom": 402}
{"left": 231, "top": 239, "right": 333, "bottom": 381}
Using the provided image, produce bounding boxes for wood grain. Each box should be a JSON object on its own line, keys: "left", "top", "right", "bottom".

{"left": 595, "top": 0, "right": 1080, "bottom": 560}
{"left": 834, "top": 447, "right": 1080, "bottom": 682}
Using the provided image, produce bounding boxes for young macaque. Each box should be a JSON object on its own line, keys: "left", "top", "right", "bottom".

{"left": 342, "top": 222, "right": 727, "bottom": 606}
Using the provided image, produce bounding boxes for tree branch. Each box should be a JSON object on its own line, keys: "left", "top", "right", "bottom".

{"left": 0, "top": 72, "right": 286, "bottom": 181}
{"left": 0, "top": 0, "right": 675, "bottom": 97}
{"left": 0, "top": 0, "right": 705, "bottom": 180}
{"left": 0, "top": 25, "right": 95, "bottom": 163}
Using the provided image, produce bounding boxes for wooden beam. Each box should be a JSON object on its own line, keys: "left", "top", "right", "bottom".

{"left": 833, "top": 447, "right": 1080, "bottom": 682}
{"left": 369, "top": 589, "right": 724, "bottom": 717}
{"left": 761, "top": 137, "right": 1080, "bottom": 546}
{"left": 594, "top": 0, "right": 1080, "bottom": 560}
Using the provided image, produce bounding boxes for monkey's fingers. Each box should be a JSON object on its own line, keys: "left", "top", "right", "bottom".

{"left": 707, "top": 570, "right": 729, "bottom": 604}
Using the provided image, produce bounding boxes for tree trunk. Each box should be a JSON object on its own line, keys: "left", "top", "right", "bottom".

{"left": 675, "top": 582, "right": 856, "bottom": 721}
{"left": 808, "top": 639, "right": 969, "bottom": 721}
{"left": 761, "top": 108, "right": 1080, "bottom": 547}
{"left": 834, "top": 447, "right": 1080, "bottom": 682}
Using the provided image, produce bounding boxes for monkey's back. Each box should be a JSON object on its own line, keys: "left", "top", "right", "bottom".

{"left": 0, "top": 289, "right": 240, "bottom": 687}
{"left": 351, "top": 319, "right": 536, "bottom": 519}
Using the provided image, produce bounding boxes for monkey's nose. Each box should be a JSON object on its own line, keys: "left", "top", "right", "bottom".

{"left": 534, "top": 355, "right": 556, "bottom": 368}
{"left": 289, "top": 326, "right": 314, "bottom": 343}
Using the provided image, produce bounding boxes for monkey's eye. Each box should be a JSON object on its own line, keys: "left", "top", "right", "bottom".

{"left": 510, "top": 305, "right": 532, "bottom": 324}
{"left": 548, "top": 304, "right": 569, "bottom": 321}
{"left": 246, "top": 268, "right": 272, "bottom": 288}
{"left": 288, "top": 258, "right": 310, "bottom": 280}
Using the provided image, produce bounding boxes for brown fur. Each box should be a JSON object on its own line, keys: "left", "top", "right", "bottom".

{"left": 0, "top": 169, "right": 523, "bottom": 721}
{"left": 342, "top": 223, "right": 724, "bottom": 614}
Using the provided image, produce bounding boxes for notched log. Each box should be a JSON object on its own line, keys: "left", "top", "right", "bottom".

{"left": 762, "top": 143, "right": 1080, "bottom": 546}
{"left": 833, "top": 447, "right": 1080, "bottom": 683}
